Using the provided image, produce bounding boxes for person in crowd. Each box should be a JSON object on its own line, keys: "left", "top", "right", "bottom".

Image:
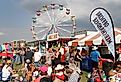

{"left": 15, "top": 48, "right": 21, "bottom": 64}
{"left": 51, "top": 49, "right": 56, "bottom": 68}
{"left": 2, "top": 60, "right": 14, "bottom": 82}
{"left": 34, "top": 47, "right": 42, "bottom": 67}
{"left": 1, "top": 50, "right": 7, "bottom": 66}
{"left": 53, "top": 64, "right": 65, "bottom": 82}
{"left": 88, "top": 65, "right": 106, "bottom": 82}
{"left": 25, "top": 65, "right": 33, "bottom": 82}
{"left": 108, "top": 61, "right": 121, "bottom": 82}
{"left": 65, "top": 46, "right": 70, "bottom": 65}
{"left": 65, "top": 64, "right": 80, "bottom": 82}
{"left": 19, "top": 48, "right": 25, "bottom": 65}
{"left": 81, "top": 48, "right": 88, "bottom": 58}
{"left": 0, "top": 63, "right": 3, "bottom": 81}
{"left": 74, "top": 49, "right": 82, "bottom": 69}
{"left": 32, "top": 68, "right": 39, "bottom": 81}
{"left": 46, "top": 48, "right": 53, "bottom": 66}
{"left": 59, "top": 46, "right": 66, "bottom": 65}
{"left": 24, "top": 47, "right": 34, "bottom": 70}
{"left": 40, "top": 56, "right": 46, "bottom": 66}
{"left": 90, "top": 46, "right": 101, "bottom": 69}
{"left": 12, "top": 48, "right": 17, "bottom": 64}
{"left": 54, "top": 48, "right": 61, "bottom": 66}
{"left": 45, "top": 61, "right": 52, "bottom": 76}
{"left": 70, "top": 49, "right": 75, "bottom": 58}
{"left": 117, "top": 53, "right": 121, "bottom": 61}
{"left": 34, "top": 65, "right": 50, "bottom": 82}
{"left": 80, "top": 48, "right": 92, "bottom": 72}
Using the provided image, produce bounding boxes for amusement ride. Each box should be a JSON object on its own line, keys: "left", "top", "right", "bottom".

{"left": 31, "top": 3, "right": 76, "bottom": 40}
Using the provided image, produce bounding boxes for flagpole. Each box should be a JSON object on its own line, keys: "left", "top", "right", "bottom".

{"left": 110, "top": 16, "right": 116, "bottom": 62}
{"left": 104, "top": 8, "right": 116, "bottom": 62}
{"left": 101, "top": 8, "right": 116, "bottom": 62}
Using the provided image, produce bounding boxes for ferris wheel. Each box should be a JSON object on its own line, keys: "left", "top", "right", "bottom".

{"left": 31, "top": 3, "right": 76, "bottom": 40}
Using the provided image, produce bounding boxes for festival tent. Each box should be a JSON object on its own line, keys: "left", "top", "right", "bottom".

{"left": 68, "top": 31, "right": 98, "bottom": 46}
{"left": 78, "top": 28, "right": 121, "bottom": 46}
{"left": 68, "top": 34, "right": 86, "bottom": 46}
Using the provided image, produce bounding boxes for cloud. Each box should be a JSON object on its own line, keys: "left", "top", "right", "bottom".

{"left": 0, "top": 32, "right": 4, "bottom": 35}
{"left": 19, "top": 0, "right": 67, "bottom": 14}
{"left": 0, "top": 27, "right": 32, "bottom": 43}
{"left": 19, "top": 0, "right": 121, "bottom": 29}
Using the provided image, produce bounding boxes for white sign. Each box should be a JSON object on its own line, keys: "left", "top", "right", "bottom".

{"left": 74, "top": 30, "right": 87, "bottom": 35}
{"left": 90, "top": 7, "right": 115, "bottom": 59}
{"left": 47, "top": 33, "right": 59, "bottom": 41}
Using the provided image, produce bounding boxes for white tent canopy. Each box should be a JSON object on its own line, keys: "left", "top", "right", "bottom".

{"left": 68, "top": 28, "right": 121, "bottom": 46}
{"left": 78, "top": 28, "right": 121, "bottom": 45}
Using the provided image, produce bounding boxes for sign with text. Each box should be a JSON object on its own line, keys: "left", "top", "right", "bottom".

{"left": 47, "top": 33, "right": 59, "bottom": 41}
{"left": 74, "top": 30, "right": 87, "bottom": 35}
{"left": 90, "top": 7, "right": 115, "bottom": 59}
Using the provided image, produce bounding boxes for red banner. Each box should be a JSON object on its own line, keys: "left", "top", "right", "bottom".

{"left": 0, "top": 53, "right": 13, "bottom": 58}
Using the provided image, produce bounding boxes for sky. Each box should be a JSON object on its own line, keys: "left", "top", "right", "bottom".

{"left": 0, "top": 0, "right": 121, "bottom": 44}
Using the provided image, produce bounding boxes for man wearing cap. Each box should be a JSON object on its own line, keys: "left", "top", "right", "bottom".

{"left": 2, "top": 60, "right": 14, "bottom": 82}
{"left": 53, "top": 64, "right": 65, "bottom": 82}
{"left": 90, "top": 46, "right": 101, "bottom": 69}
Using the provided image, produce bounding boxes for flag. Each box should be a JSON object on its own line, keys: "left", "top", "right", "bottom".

{"left": 90, "top": 7, "right": 115, "bottom": 60}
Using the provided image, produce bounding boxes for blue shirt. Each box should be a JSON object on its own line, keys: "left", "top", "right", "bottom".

{"left": 90, "top": 50, "right": 100, "bottom": 62}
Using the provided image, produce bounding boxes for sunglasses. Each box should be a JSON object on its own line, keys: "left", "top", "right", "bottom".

{"left": 117, "top": 66, "right": 121, "bottom": 69}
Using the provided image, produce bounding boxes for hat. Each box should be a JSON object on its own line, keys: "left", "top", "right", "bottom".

{"left": 26, "top": 59, "right": 30, "bottom": 63}
{"left": 39, "top": 66, "right": 48, "bottom": 72}
{"left": 7, "top": 60, "right": 11, "bottom": 64}
{"left": 55, "top": 64, "right": 64, "bottom": 70}
{"left": 69, "top": 64, "right": 76, "bottom": 71}
{"left": 56, "top": 71, "right": 64, "bottom": 76}
{"left": 92, "top": 46, "right": 98, "bottom": 50}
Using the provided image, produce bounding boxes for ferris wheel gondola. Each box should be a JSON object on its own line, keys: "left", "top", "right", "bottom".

{"left": 31, "top": 3, "right": 76, "bottom": 40}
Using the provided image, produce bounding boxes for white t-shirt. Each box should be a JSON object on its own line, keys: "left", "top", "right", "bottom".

{"left": 118, "top": 54, "right": 121, "bottom": 61}
{"left": 59, "top": 47, "right": 64, "bottom": 55}
{"left": 34, "top": 52, "right": 42, "bottom": 62}
{"left": 47, "top": 66, "right": 52, "bottom": 76}
{"left": 2, "top": 65, "right": 11, "bottom": 81}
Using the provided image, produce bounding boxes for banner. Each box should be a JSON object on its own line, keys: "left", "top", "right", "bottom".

{"left": 47, "top": 33, "right": 59, "bottom": 41}
{"left": 90, "top": 7, "right": 115, "bottom": 59}
{"left": 0, "top": 52, "right": 13, "bottom": 58}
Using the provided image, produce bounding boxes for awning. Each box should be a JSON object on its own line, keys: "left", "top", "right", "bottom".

{"left": 79, "top": 28, "right": 121, "bottom": 46}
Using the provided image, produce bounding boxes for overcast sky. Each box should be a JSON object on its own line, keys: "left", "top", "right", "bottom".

{"left": 0, "top": 0, "right": 121, "bottom": 44}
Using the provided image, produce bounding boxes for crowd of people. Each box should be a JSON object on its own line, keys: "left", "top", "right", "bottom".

{"left": 0, "top": 44, "right": 121, "bottom": 82}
